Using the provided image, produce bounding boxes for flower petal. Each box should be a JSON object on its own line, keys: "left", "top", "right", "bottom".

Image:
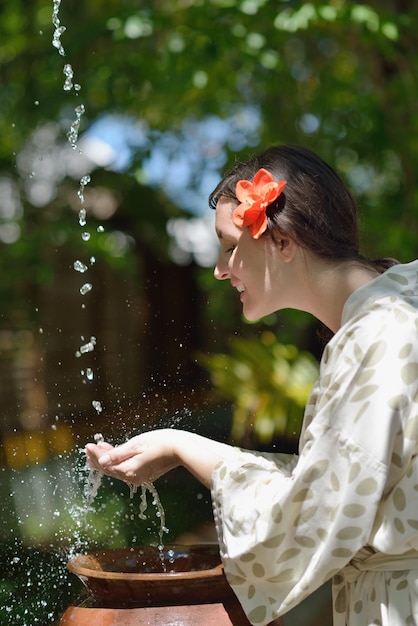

{"left": 232, "top": 203, "right": 247, "bottom": 227}
{"left": 241, "top": 206, "right": 265, "bottom": 227}
{"left": 250, "top": 213, "right": 268, "bottom": 239}
{"left": 236, "top": 180, "right": 255, "bottom": 203}
{"left": 252, "top": 168, "right": 275, "bottom": 189}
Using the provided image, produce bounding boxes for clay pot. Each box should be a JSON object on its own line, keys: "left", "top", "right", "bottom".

{"left": 60, "top": 544, "right": 284, "bottom": 625}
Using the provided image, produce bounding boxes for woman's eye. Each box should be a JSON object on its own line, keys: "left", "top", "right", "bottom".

{"left": 225, "top": 245, "right": 236, "bottom": 255}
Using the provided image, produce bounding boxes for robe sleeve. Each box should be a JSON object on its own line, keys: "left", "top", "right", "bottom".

{"left": 211, "top": 301, "right": 417, "bottom": 625}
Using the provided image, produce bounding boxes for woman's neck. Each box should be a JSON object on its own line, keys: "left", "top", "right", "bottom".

{"left": 301, "top": 259, "right": 380, "bottom": 333}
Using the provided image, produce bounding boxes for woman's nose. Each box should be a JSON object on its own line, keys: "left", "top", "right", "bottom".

{"left": 214, "top": 257, "right": 230, "bottom": 281}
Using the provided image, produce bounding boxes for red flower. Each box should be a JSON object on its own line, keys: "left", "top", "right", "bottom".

{"left": 232, "top": 168, "right": 287, "bottom": 239}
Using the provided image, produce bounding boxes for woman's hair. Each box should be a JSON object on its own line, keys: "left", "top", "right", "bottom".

{"left": 209, "top": 145, "right": 398, "bottom": 273}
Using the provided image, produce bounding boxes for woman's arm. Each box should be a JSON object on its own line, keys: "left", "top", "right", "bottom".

{"left": 85, "top": 429, "right": 238, "bottom": 489}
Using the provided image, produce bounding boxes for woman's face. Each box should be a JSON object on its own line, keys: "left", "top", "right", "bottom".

{"left": 214, "top": 197, "right": 288, "bottom": 321}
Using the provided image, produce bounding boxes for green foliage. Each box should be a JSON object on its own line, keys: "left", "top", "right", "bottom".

{"left": 200, "top": 330, "right": 318, "bottom": 446}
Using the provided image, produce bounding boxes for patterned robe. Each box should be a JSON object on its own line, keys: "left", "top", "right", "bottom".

{"left": 211, "top": 260, "right": 418, "bottom": 626}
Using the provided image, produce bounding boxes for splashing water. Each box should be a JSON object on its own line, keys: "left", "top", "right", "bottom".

{"left": 135, "top": 482, "right": 169, "bottom": 548}
{"left": 134, "top": 482, "right": 170, "bottom": 571}
{"left": 83, "top": 433, "right": 104, "bottom": 525}
{"left": 82, "top": 433, "right": 169, "bottom": 569}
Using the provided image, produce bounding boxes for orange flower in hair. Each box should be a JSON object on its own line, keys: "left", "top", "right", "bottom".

{"left": 233, "top": 168, "right": 287, "bottom": 239}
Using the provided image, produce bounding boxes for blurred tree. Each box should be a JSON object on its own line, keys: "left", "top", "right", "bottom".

{"left": 1, "top": 1, "right": 417, "bottom": 311}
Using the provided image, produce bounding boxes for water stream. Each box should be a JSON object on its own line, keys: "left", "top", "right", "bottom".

{"left": 51, "top": 0, "right": 169, "bottom": 550}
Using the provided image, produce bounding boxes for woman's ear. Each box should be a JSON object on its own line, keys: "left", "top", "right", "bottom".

{"left": 277, "top": 235, "right": 298, "bottom": 263}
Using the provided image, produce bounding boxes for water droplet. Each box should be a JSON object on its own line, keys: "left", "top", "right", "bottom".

{"left": 77, "top": 336, "right": 96, "bottom": 354}
{"left": 92, "top": 400, "right": 103, "bottom": 414}
{"left": 63, "top": 63, "right": 74, "bottom": 91}
{"left": 79, "top": 283, "right": 92, "bottom": 295}
{"left": 67, "top": 104, "right": 85, "bottom": 148}
{"left": 81, "top": 232, "right": 90, "bottom": 241}
{"left": 78, "top": 174, "right": 91, "bottom": 203}
{"left": 97, "top": 225, "right": 104, "bottom": 233}
{"left": 73, "top": 260, "right": 88, "bottom": 273}
{"left": 78, "top": 208, "right": 86, "bottom": 227}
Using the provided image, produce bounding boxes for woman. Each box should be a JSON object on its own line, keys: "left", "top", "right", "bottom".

{"left": 86, "top": 145, "right": 418, "bottom": 626}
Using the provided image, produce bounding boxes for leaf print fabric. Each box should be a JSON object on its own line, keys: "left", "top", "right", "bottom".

{"left": 211, "top": 260, "right": 418, "bottom": 626}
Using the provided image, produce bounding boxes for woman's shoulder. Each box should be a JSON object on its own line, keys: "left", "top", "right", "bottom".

{"left": 340, "top": 260, "right": 418, "bottom": 336}
{"left": 321, "top": 283, "right": 418, "bottom": 376}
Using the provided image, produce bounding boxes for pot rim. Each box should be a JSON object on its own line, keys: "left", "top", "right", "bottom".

{"left": 67, "top": 544, "right": 225, "bottom": 582}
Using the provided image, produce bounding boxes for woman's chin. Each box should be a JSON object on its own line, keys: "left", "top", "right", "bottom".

{"left": 243, "top": 302, "right": 278, "bottom": 322}
{"left": 242, "top": 306, "right": 263, "bottom": 322}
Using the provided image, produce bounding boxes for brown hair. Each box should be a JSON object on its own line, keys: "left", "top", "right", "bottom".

{"left": 209, "top": 145, "right": 398, "bottom": 273}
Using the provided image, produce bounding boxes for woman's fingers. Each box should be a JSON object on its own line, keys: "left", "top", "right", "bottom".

{"left": 85, "top": 441, "right": 114, "bottom": 469}
{"left": 85, "top": 437, "right": 149, "bottom": 482}
{"left": 84, "top": 430, "right": 180, "bottom": 485}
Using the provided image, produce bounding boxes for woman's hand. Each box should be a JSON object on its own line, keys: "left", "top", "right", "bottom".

{"left": 85, "top": 429, "right": 180, "bottom": 486}
{"left": 85, "top": 429, "right": 235, "bottom": 489}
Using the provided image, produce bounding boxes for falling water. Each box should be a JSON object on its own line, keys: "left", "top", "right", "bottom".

{"left": 83, "top": 433, "right": 104, "bottom": 519}
{"left": 132, "top": 482, "right": 169, "bottom": 553}
{"left": 52, "top": 0, "right": 99, "bottom": 391}
{"left": 51, "top": 1, "right": 171, "bottom": 558}
{"left": 78, "top": 174, "right": 91, "bottom": 204}
{"left": 53, "top": 0, "right": 169, "bottom": 569}
{"left": 52, "top": 0, "right": 66, "bottom": 57}
{"left": 1, "top": 4, "right": 175, "bottom": 624}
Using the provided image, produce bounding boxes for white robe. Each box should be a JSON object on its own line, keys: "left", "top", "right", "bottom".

{"left": 211, "top": 260, "right": 418, "bottom": 626}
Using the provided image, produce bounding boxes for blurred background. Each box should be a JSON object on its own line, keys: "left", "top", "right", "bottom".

{"left": 1, "top": 0, "right": 417, "bottom": 624}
